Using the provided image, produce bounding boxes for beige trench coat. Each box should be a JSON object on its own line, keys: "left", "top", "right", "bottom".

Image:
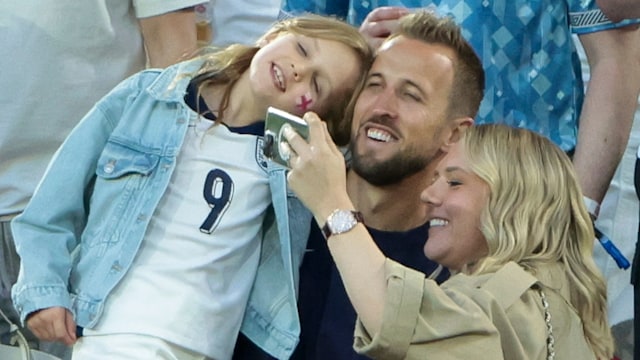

{"left": 354, "top": 260, "right": 597, "bottom": 359}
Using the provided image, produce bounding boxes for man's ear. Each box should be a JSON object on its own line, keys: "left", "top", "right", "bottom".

{"left": 441, "top": 117, "right": 473, "bottom": 151}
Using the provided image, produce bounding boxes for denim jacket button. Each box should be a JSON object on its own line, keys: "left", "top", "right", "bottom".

{"left": 111, "top": 262, "right": 122, "bottom": 272}
{"left": 104, "top": 160, "right": 116, "bottom": 174}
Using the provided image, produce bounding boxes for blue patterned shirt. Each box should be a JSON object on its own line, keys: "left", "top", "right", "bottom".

{"left": 281, "top": 0, "right": 639, "bottom": 151}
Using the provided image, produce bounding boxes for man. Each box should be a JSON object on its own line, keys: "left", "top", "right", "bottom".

{"left": 0, "top": 1, "right": 202, "bottom": 358}
{"left": 233, "top": 11, "right": 485, "bottom": 359}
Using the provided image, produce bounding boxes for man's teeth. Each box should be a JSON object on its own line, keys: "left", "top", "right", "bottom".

{"left": 430, "top": 219, "right": 449, "bottom": 227}
{"left": 367, "top": 128, "right": 392, "bottom": 142}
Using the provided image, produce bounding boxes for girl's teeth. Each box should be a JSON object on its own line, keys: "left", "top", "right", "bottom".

{"left": 274, "top": 66, "right": 284, "bottom": 90}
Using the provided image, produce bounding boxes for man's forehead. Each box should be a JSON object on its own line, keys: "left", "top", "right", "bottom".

{"left": 377, "top": 35, "right": 452, "bottom": 57}
{"left": 371, "top": 36, "right": 455, "bottom": 77}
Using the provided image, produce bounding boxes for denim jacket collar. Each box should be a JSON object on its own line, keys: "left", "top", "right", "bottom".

{"left": 146, "top": 59, "right": 205, "bottom": 103}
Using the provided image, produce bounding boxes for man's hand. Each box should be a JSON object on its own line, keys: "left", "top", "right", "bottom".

{"left": 359, "top": 6, "right": 410, "bottom": 48}
{"left": 26, "top": 307, "right": 77, "bottom": 346}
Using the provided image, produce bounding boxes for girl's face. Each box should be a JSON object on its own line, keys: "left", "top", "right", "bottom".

{"left": 248, "top": 32, "right": 362, "bottom": 117}
{"left": 420, "top": 140, "right": 489, "bottom": 271}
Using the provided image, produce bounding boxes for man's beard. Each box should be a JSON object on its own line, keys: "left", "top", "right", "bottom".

{"left": 349, "top": 141, "right": 433, "bottom": 186}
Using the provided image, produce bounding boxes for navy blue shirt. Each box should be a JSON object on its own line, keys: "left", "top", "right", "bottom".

{"left": 233, "top": 220, "right": 449, "bottom": 359}
{"left": 184, "top": 80, "right": 265, "bottom": 135}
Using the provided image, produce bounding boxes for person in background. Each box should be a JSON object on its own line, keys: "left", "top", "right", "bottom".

{"left": 206, "top": 0, "right": 282, "bottom": 46}
{"left": 635, "top": 132, "right": 640, "bottom": 360}
{"left": 233, "top": 10, "right": 485, "bottom": 359}
{"left": 587, "top": 4, "right": 640, "bottom": 360}
{"left": 285, "top": 120, "right": 614, "bottom": 359}
{"left": 0, "top": 1, "right": 202, "bottom": 358}
{"left": 572, "top": 33, "right": 640, "bottom": 360}
{"left": 597, "top": 0, "right": 640, "bottom": 22}
{"left": 10, "top": 15, "right": 372, "bottom": 360}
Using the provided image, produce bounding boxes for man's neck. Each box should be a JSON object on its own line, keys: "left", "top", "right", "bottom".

{"left": 346, "top": 169, "right": 431, "bottom": 232}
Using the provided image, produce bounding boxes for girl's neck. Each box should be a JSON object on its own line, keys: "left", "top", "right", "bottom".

{"left": 200, "top": 73, "right": 264, "bottom": 127}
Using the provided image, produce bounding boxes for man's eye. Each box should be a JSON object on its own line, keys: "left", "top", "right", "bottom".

{"left": 405, "top": 92, "right": 421, "bottom": 102}
{"left": 366, "top": 81, "right": 381, "bottom": 88}
{"left": 297, "top": 42, "right": 308, "bottom": 57}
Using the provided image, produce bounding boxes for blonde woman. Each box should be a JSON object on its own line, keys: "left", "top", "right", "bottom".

{"left": 11, "top": 15, "right": 372, "bottom": 360}
{"left": 284, "top": 122, "right": 613, "bottom": 359}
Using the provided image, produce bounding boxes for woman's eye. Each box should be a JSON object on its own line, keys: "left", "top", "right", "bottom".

{"left": 297, "top": 42, "right": 308, "bottom": 57}
{"left": 447, "top": 180, "right": 462, "bottom": 187}
{"left": 366, "top": 81, "right": 381, "bottom": 88}
{"left": 312, "top": 77, "right": 320, "bottom": 94}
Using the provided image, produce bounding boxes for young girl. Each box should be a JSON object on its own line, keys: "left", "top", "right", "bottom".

{"left": 11, "top": 15, "right": 372, "bottom": 360}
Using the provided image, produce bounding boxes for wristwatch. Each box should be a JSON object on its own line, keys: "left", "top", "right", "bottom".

{"left": 321, "top": 209, "right": 364, "bottom": 239}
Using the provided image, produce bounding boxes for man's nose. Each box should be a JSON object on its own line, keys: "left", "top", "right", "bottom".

{"left": 370, "top": 89, "right": 399, "bottom": 118}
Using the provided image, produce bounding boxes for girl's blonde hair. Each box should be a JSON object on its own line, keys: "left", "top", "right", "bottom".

{"left": 191, "top": 15, "right": 373, "bottom": 146}
{"left": 463, "top": 124, "right": 613, "bottom": 358}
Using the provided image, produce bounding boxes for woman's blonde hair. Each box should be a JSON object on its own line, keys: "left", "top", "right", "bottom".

{"left": 191, "top": 15, "right": 373, "bottom": 146}
{"left": 463, "top": 124, "right": 613, "bottom": 358}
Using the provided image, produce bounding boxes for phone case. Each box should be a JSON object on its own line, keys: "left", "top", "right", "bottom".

{"left": 263, "top": 107, "right": 309, "bottom": 167}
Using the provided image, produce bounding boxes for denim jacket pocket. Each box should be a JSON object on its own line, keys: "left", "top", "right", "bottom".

{"left": 96, "top": 141, "right": 160, "bottom": 179}
{"left": 87, "top": 141, "right": 160, "bottom": 248}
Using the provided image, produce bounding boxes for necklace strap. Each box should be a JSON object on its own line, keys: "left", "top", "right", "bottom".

{"left": 538, "top": 288, "right": 556, "bottom": 360}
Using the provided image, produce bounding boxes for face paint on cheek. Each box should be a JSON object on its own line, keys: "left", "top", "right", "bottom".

{"left": 296, "top": 92, "right": 314, "bottom": 112}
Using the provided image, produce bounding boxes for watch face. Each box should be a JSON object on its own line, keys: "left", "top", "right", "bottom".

{"left": 323, "top": 209, "right": 363, "bottom": 238}
{"left": 330, "top": 210, "right": 357, "bottom": 234}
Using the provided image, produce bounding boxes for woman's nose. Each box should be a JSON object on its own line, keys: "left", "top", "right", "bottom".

{"left": 420, "top": 182, "right": 441, "bottom": 207}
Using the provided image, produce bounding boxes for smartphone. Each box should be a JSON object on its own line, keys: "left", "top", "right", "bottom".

{"left": 263, "top": 107, "right": 309, "bottom": 167}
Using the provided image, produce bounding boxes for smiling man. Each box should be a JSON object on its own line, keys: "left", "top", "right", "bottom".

{"left": 233, "top": 11, "right": 485, "bottom": 360}
{"left": 290, "top": 15, "right": 484, "bottom": 360}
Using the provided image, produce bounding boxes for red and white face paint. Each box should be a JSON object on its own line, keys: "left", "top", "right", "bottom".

{"left": 296, "top": 92, "right": 314, "bottom": 112}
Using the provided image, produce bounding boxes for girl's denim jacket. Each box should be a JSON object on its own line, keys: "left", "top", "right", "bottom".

{"left": 11, "top": 60, "right": 310, "bottom": 359}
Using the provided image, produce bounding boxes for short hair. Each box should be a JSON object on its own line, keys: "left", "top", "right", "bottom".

{"left": 390, "top": 11, "right": 484, "bottom": 120}
{"left": 463, "top": 124, "right": 613, "bottom": 359}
